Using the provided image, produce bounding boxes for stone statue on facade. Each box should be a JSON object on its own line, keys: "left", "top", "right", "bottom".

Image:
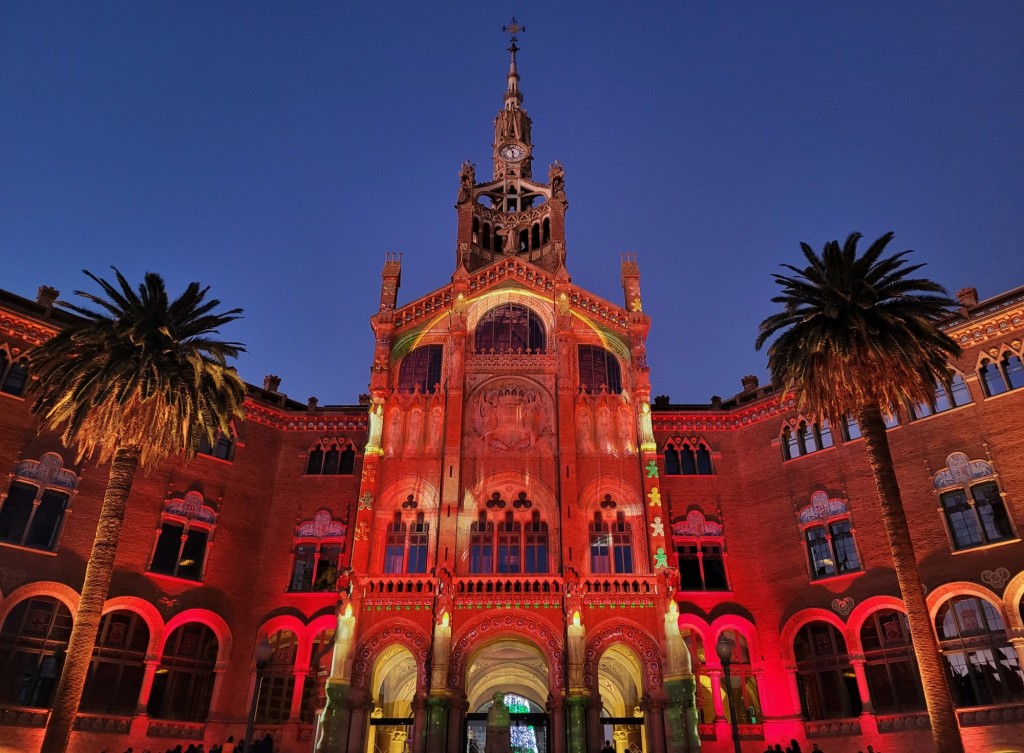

{"left": 485, "top": 692, "right": 512, "bottom": 753}
{"left": 457, "top": 161, "right": 475, "bottom": 204}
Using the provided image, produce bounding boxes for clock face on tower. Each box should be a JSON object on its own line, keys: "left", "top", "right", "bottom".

{"left": 499, "top": 143, "right": 527, "bottom": 162}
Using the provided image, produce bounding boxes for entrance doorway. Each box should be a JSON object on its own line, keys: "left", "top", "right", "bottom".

{"left": 597, "top": 644, "right": 646, "bottom": 753}
{"left": 462, "top": 639, "right": 550, "bottom": 753}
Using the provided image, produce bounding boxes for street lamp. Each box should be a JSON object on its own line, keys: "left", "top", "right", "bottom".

{"left": 715, "top": 634, "right": 742, "bottom": 753}
{"left": 244, "top": 636, "right": 274, "bottom": 753}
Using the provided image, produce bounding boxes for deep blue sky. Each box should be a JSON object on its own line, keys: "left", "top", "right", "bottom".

{"left": 3, "top": 4, "right": 1023, "bottom": 405}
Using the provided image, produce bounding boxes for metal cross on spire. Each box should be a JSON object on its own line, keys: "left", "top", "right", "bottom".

{"left": 502, "top": 17, "right": 525, "bottom": 51}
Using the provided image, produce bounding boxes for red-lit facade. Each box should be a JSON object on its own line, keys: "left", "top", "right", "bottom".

{"left": 1, "top": 38, "right": 1023, "bottom": 753}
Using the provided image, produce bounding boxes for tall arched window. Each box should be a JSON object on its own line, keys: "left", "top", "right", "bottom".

{"left": 475, "top": 303, "right": 546, "bottom": 353}
{"left": 0, "top": 453, "right": 76, "bottom": 551}
{"left": 0, "top": 596, "right": 72, "bottom": 707}
{"left": 663, "top": 439, "right": 714, "bottom": 476}
{"left": 673, "top": 510, "right": 728, "bottom": 591}
{"left": 717, "top": 629, "right": 761, "bottom": 724}
{"left": 781, "top": 419, "right": 833, "bottom": 460}
{"left": 936, "top": 595, "right": 1024, "bottom": 706}
{"left": 589, "top": 510, "right": 633, "bottom": 574}
{"left": 148, "top": 492, "right": 216, "bottom": 582}
{"left": 910, "top": 373, "right": 973, "bottom": 419}
{"left": 255, "top": 629, "right": 299, "bottom": 724}
{"left": 797, "top": 491, "right": 861, "bottom": 580}
{"left": 860, "top": 609, "right": 923, "bottom": 712}
{"left": 469, "top": 511, "right": 494, "bottom": 574}
{"left": 80, "top": 610, "right": 150, "bottom": 714}
{"left": 290, "top": 510, "right": 347, "bottom": 592}
{"left": 934, "top": 453, "right": 1015, "bottom": 550}
{"left": 578, "top": 346, "right": 622, "bottom": 394}
{"left": 398, "top": 345, "right": 443, "bottom": 394}
{"left": 147, "top": 622, "right": 218, "bottom": 721}
{"left": 468, "top": 495, "right": 547, "bottom": 574}
{"left": 793, "top": 621, "right": 862, "bottom": 719}
{"left": 305, "top": 440, "right": 356, "bottom": 475}
{"left": 382, "top": 503, "right": 429, "bottom": 575}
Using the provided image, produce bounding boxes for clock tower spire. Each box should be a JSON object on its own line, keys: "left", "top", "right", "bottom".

{"left": 453, "top": 19, "right": 568, "bottom": 274}
{"left": 494, "top": 18, "right": 533, "bottom": 180}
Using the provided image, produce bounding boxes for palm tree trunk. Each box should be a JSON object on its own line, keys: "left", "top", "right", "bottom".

{"left": 40, "top": 446, "right": 140, "bottom": 753}
{"left": 857, "top": 403, "right": 964, "bottom": 753}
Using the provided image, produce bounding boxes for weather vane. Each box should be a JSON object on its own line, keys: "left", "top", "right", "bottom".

{"left": 502, "top": 17, "right": 525, "bottom": 49}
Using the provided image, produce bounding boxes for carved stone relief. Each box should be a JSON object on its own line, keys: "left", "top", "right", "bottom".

{"left": 575, "top": 390, "right": 637, "bottom": 457}
{"left": 466, "top": 380, "right": 553, "bottom": 455}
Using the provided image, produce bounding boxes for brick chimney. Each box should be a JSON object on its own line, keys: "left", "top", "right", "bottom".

{"left": 263, "top": 375, "right": 281, "bottom": 392}
{"left": 741, "top": 374, "right": 759, "bottom": 393}
{"left": 956, "top": 287, "right": 979, "bottom": 308}
{"left": 307, "top": 396, "right": 318, "bottom": 413}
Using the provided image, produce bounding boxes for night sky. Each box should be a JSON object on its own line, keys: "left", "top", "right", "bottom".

{"left": 3, "top": 4, "right": 1022, "bottom": 406}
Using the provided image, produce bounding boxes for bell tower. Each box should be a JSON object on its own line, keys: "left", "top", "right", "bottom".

{"left": 454, "top": 18, "right": 569, "bottom": 275}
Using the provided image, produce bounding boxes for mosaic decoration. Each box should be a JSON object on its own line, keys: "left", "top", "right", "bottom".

{"left": 981, "top": 567, "right": 1011, "bottom": 590}
{"left": 933, "top": 452, "right": 995, "bottom": 489}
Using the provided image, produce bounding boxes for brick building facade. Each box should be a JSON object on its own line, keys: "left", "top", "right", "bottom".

{"left": 1, "top": 33, "right": 1023, "bottom": 753}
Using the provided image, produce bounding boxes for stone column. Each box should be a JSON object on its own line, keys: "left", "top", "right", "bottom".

{"left": 426, "top": 695, "right": 451, "bottom": 753}
{"left": 389, "top": 729, "right": 409, "bottom": 753}
{"left": 783, "top": 664, "right": 803, "bottom": 717}
{"left": 135, "top": 659, "right": 160, "bottom": 713}
{"left": 613, "top": 728, "right": 629, "bottom": 753}
{"left": 586, "top": 693, "right": 603, "bottom": 753}
{"left": 708, "top": 671, "right": 724, "bottom": 721}
{"left": 644, "top": 696, "right": 666, "bottom": 753}
{"left": 445, "top": 692, "right": 467, "bottom": 753}
{"left": 849, "top": 657, "right": 874, "bottom": 714}
{"left": 548, "top": 695, "right": 566, "bottom": 753}
{"left": 291, "top": 670, "right": 309, "bottom": 721}
{"left": 411, "top": 694, "right": 428, "bottom": 753}
{"left": 565, "top": 694, "right": 588, "bottom": 753}
{"left": 346, "top": 695, "right": 372, "bottom": 753}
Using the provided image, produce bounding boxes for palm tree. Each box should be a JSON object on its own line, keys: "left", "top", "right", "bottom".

{"left": 756, "top": 232, "right": 965, "bottom": 753}
{"left": 29, "top": 269, "right": 247, "bottom": 753}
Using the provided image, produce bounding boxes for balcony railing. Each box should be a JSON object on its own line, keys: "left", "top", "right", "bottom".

{"left": 74, "top": 712, "right": 132, "bottom": 733}
{"left": 804, "top": 718, "right": 861, "bottom": 737}
{"left": 958, "top": 702, "right": 1024, "bottom": 726}
{"left": 0, "top": 705, "right": 48, "bottom": 727}
{"left": 876, "top": 711, "right": 930, "bottom": 732}
{"left": 147, "top": 720, "right": 206, "bottom": 740}
{"left": 456, "top": 576, "right": 563, "bottom": 594}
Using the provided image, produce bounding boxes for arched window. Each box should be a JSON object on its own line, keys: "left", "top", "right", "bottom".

{"left": 255, "top": 629, "right": 299, "bottom": 724}
{"left": 305, "top": 440, "right": 357, "bottom": 475}
{"left": 1004, "top": 353, "right": 1024, "bottom": 390}
{"left": 672, "top": 510, "right": 728, "bottom": 591}
{"left": 383, "top": 504, "right": 429, "bottom": 575}
{"left": 910, "top": 373, "right": 973, "bottom": 419}
{"left": 531, "top": 223, "right": 540, "bottom": 249}
{"left": 542, "top": 218, "right": 550, "bottom": 244}
{"left": 301, "top": 628, "right": 335, "bottom": 723}
{"left": 797, "top": 491, "right": 861, "bottom": 580}
{"left": 524, "top": 511, "right": 549, "bottom": 573}
{"left": 860, "top": 609, "right": 923, "bottom": 712}
{"left": 482, "top": 222, "right": 491, "bottom": 250}
{"left": 717, "top": 629, "right": 761, "bottom": 724}
{"left": 398, "top": 344, "right": 443, "bottom": 394}
{"left": 589, "top": 510, "right": 633, "bottom": 574}
{"left": 475, "top": 303, "right": 546, "bottom": 353}
{"left": 468, "top": 495, "right": 547, "bottom": 574}
{"left": 936, "top": 595, "right": 1024, "bottom": 706}
{"left": 0, "top": 351, "right": 29, "bottom": 396}
{"left": 578, "top": 346, "right": 622, "bottom": 393}
{"left": 663, "top": 440, "right": 714, "bottom": 476}
{"left": 80, "top": 610, "right": 150, "bottom": 714}
{"left": 148, "top": 492, "right": 216, "bottom": 582}
{"left": 0, "top": 453, "right": 76, "bottom": 551}
{"left": 290, "top": 510, "right": 347, "bottom": 592}
{"left": 793, "top": 621, "right": 862, "bottom": 719}
{"left": 934, "top": 454, "right": 1015, "bottom": 550}
{"left": 0, "top": 596, "right": 72, "bottom": 707}
{"left": 148, "top": 623, "right": 218, "bottom": 721}
{"left": 979, "top": 357, "right": 1008, "bottom": 396}
{"left": 781, "top": 419, "right": 832, "bottom": 460}
{"left": 472, "top": 217, "right": 480, "bottom": 245}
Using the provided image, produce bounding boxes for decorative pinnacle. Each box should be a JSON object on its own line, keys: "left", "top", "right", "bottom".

{"left": 502, "top": 17, "right": 525, "bottom": 46}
